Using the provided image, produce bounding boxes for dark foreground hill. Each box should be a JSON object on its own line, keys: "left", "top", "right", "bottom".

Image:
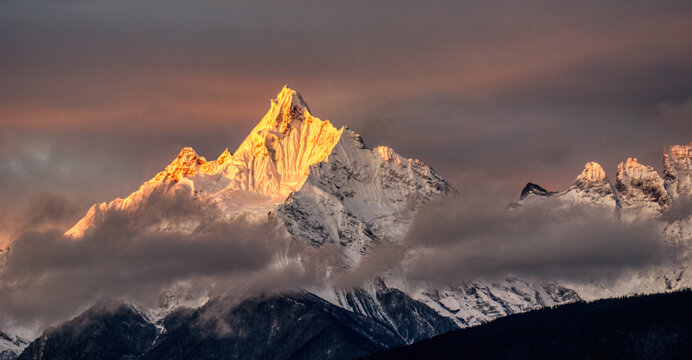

{"left": 20, "top": 290, "right": 444, "bottom": 360}
{"left": 367, "top": 289, "right": 692, "bottom": 360}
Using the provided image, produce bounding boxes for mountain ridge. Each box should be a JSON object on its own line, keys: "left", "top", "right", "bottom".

{"left": 519, "top": 144, "right": 692, "bottom": 214}
{"left": 7, "top": 88, "right": 689, "bottom": 360}
{"left": 29, "top": 87, "right": 580, "bottom": 358}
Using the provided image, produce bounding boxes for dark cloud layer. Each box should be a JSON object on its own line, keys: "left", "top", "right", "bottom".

{"left": 0, "top": 186, "right": 334, "bottom": 332}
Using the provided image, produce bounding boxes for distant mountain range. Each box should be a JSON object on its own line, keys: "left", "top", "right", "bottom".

{"left": 2, "top": 87, "right": 690, "bottom": 359}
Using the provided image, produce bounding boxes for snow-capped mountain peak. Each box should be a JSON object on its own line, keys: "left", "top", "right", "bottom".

{"left": 148, "top": 147, "right": 209, "bottom": 184}
{"left": 43, "top": 88, "right": 600, "bottom": 359}
{"left": 616, "top": 157, "right": 669, "bottom": 213}
{"left": 216, "top": 87, "right": 344, "bottom": 199}
{"left": 664, "top": 143, "right": 692, "bottom": 199}
{"left": 577, "top": 161, "right": 607, "bottom": 183}
{"left": 554, "top": 161, "right": 618, "bottom": 207}
{"left": 65, "top": 87, "right": 345, "bottom": 237}
{"left": 259, "top": 85, "right": 312, "bottom": 132}
{"left": 64, "top": 86, "right": 450, "bottom": 247}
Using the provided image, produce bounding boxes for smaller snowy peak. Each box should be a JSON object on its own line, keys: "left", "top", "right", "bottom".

{"left": 200, "top": 148, "right": 233, "bottom": 174}
{"left": 146, "top": 147, "right": 236, "bottom": 186}
{"left": 572, "top": 161, "right": 612, "bottom": 193}
{"left": 616, "top": 157, "right": 669, "bottom": 212}
{"left": 664, "top": 143, "right": 692, "bottom": 199}
{"left": 561, "top": 161, "right": 617, "bottom": 207}
{"left": 577, "top": 161, "right": 607, "bottom": 183}
{"left": 519, "top": 183, "right": 556, "bottom": 200}
{"left": 375, "top": 146, "right": 399, "bottom": 162}
{"left": 149, "top": 147, "right": 208, "bottom": 184}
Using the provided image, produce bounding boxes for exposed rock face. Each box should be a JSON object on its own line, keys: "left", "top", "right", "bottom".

{"left": 616, "top": 157, "right": 670, "bottom": 214}
{"left": 519, "top": 183, "right": 556, "bottom": 200}
{"left": 579, "top": 161, "right": 607, "bottom": 182}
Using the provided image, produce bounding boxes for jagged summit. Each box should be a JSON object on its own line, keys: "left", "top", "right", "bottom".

{"left": 566, "top": 161, "right": 617, "bottom": 206}
{"left": 577, "top": 161, "right": 607, "bottom": 183}
{"left": 252, "top": 86, "right": 314, "bottom": 135}
{"left": 136, "top": 87, "right": 342, "bottom": 198}
{"left": 65, "top": 87, "right": 450, "bottom": 244}
{"left": 664, "top": 143, "right": 692, "bottom": 199}
{"left": 519, "top": 183, "right": 556, "bottom": 200}
{"left": 222, "top": 86, "right": 343, "bottom": 198}
{"left": 149, "top": 147, "right": 208, "bottom": 184}
{"left": 520, "top": 144, "right": 691, "bottom": 215}
{"left": 616, "top": 157, "right": 669, "bottom": 212}
{"left": 145, "top": 146, "right": 234, "bottom": 187}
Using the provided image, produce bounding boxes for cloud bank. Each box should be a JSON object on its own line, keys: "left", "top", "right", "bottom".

{"left": 0, "top": 181, "right": 685, "bottom": 335}
{"left": 0, "top": 188, "right": 336, "bottom": 333}
{"left": 339, "top": 184, "right": 677, "bottom": 287}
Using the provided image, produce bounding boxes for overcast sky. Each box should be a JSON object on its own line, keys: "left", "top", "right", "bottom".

{"left": 2, "top": 0, "right": 692, "bottom": 243}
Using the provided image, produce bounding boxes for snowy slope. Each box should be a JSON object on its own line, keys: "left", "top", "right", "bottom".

{"left": 325, "top": 278, "right": 578, "bottom": 336}
{"left": 0, "top": 331, "right": 28, "bottom": 360}
{"left": 274, "top": 130, "right": 452, "bottom": 263}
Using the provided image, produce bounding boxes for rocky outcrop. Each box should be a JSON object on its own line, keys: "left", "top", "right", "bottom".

{"left": 616, "top": 157, "right": 670, "bottom": 214}
{"left": 664, "top": 143, "right": 692, "bottom": 199}
{"left": 558, "top": 162, "right": 618, "bottom": 208}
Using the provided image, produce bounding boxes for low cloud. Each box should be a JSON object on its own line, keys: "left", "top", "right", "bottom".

{"left": 661, "top": 195, "right": 692, "bottom": 223}
{"left": 340, "top": 184, "right": 676, "bottom": 287}
{"left": 0, "top": 185, "right": 334, "bottom": 333}
{"left": 0, "top": 178, "right": 686, "bottom": 334}
{"left": 0, "top": 193, "right": 85, "bottom": 248}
